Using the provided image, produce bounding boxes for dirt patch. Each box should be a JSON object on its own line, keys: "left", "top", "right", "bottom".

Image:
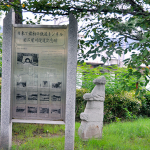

{"left": 12, "top": 132, "right": 65, "bottom": 146}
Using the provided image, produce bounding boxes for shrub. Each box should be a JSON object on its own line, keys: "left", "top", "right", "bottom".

{"left": 76, "top": 64, "right": 148, "bottom": 123}
{"left": 77, "top": 63, "right": 103, "bottom": 92}
{"left": 77, "top": 63, "right": 146, "bottom": 96}
{"left": 104, "top": 91, "right": 141, "bottom": 123}
{"left": 75, "top": 89, "right": 142, "bottom": 123}
{"left": 139, "top": 91, "right": 150, "bottom": 117}
{"left": 75, "top": 88, "right": 89, "bottom": 121}
{"left": 0, "top": 56, "right": 2, "bottom": 77}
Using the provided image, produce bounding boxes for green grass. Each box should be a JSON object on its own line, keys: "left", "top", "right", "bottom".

{"left": 12, "top": 118, "right": 150, "bottom": 150}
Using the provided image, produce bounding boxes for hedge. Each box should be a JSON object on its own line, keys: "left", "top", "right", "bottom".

{"left": 76, "top": 89, "right": 150, "bottom": 123}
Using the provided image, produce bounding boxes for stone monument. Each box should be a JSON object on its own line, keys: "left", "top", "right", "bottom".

{"left": 78, "top": 76, "right": 106, "bottom": 140}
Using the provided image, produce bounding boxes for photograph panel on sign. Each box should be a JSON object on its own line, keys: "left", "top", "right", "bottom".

{"left": 52, "top": 81, "right": 62, "bottom": 90}
{"left": 50, "top": 106, "right": 61, "bottom": 119}
{"left": 15, "top": 105, "right": 26, "bottom": 117}
{"left": 51, "top": 93, "right": 61, "bottom": 106}
{"left": 27, "top": 106, "right": 37, "bottom": 117}
{"left": 17, "top": 53, "right": 39, "bottom": 66}
{"left": 27, "top": 87, "right": 38, "bottom": 104}
{"left": 16, "top": 89, "right": 26, "bottom": 104}
{"left": 39, "top": 79, "right": 50, "bottom": 88}
{"left": 16, "top": 81, "right": 26, "bottom": 88}
{"left": 16, "top": 76, "right": 28, "bottom": 89}
{"left": 39, "top": 106, "right": 49, "bottom": 118}
{"left": 50, "top": 76, "right": 62, "bottom": 92}
{"left": 39, "top": 88, "right": 50, "bottom": 104}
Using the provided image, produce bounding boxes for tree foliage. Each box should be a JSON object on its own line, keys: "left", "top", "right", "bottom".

{"left": 0, "top": 0, "right": 150, "bottom": 94}
{"left": 0, "top": 11, "right": 2, "bottom": 53}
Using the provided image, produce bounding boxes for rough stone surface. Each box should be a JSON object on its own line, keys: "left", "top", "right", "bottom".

{"left": 93, "top": 76, "right": 106, "bottom": 84}
{"left": 78, "top": 121, "right": 103, "bottom": 140}
{"left": 1, "top": 9, "right": 15, "bottom": 149}
{"left": 83, "top": 76, "right": 106, "bottom": 101}
{"left": 80, "top": 112, "right": 104, "bottom": 122}
{"left": 78, "top": 76, "right": 106, "bottom": 140}
{"left": 65, "top": 13, "right": 77, "bottom": 150}
{"left": 86, "top": 101, "right": 104, "bottom": 109}
{"left": 84, "top": 108, "right": 103, "bottom": 114}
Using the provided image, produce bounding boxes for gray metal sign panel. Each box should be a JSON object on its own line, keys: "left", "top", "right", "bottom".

{"left": 12, "top": 25, "right": 68, "bottom": 121}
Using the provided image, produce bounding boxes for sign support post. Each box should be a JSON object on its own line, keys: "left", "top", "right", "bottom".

{"left": 65, "top": 13, "right": 77, "bottom": 150}
{"left": 1, "top": 9, "right": 15, "bottom": 149}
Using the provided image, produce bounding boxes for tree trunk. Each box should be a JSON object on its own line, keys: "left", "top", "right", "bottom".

{"left": 9, "top": 0, "right": 22, "bottom": 24}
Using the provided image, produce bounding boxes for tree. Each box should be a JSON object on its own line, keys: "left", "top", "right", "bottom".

{"left": 0, "top": 11, "right": 2, "bottom": 76}
{"left": 9, "top": 0, "right": 22, "bottom": 24}
{"left": 0, "top": 0, "right": 150, "bottom": 95}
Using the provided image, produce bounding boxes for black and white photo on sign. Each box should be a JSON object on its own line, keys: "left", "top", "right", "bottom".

{"left": 51, "top": 94, "right": 61, "bottom": 101}
{"left": 27, "top": 87, "right": 38, "bottom": 103}
{"left": 16, "top": 92, "right": 26, "bottom": 101}
{"left": 16, "top": 106, "right": 26, "bottom": 117}
{"left": 17, "top": 53, "right": 39, "bottom": 66}
{"left": 40, "top": 90, "right": 50, "bottom": 101}
{"left": 16, "top": 106, "right": 26, "bottom": 113}
{"left": 16, "top": 81, "right": 26, "bottom": 88}
{"left": 52, "top": 82, "right": 62, "bottom": 89}
{"left": 39, "top": 107, "right": 49, "bottom": 114}
{"left": 28, "top": 92, "right": 38, "bottom": 101}
{"left": 51, "top": 108, "right": 61, "bottom": 114}
{"left": 28, "top": 106, "right": 37, "bottom": 113}
{"left": 40, "top": 80, "right": 49, "bottom": 87}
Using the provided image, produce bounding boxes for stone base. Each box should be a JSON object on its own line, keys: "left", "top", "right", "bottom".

{"left": 78, "top": 121, "right": 103, "bottom": 140}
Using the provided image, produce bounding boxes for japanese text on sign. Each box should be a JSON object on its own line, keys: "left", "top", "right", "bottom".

{"left": 15, "top": 29, "right": 65, "bottom": 45}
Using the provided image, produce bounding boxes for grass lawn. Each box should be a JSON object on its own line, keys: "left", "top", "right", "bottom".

{"left": 11, "top": 118, "right": 150, "bottom": 150}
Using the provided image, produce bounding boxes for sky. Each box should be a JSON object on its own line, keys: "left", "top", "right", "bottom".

{"left": 0, "top": 11, "right": 5, "bottom": 27}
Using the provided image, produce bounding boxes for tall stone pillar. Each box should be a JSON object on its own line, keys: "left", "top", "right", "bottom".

{"left": 1, "top": 9, "right": 15, "bottom": 149}
{"left": 78, "top": 76, "right": 106, "bottom": 140}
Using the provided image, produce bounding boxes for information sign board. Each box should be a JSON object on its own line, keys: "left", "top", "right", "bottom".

{"left": 1, "top": 10, "right": 77, "bottom": 149}
{"left": 12, "top": 25, "right": 68, "bottom": 121}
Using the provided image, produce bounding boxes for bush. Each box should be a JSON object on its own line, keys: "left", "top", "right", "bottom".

{"left": 77, "top": 63, "right": 146, "bottom": 96}
{"left": 77, "top": 63, "right": 103, "bottom": 92}
{"left": 76, "top": 89, "right": 142, "bottom": 123}
{"left": 104, "top": 91, "right": 141, "bottom": 123}
{"left": 75, "top": 88, "right": 89, "bottom": 121}
{"left": 76, "top": 64, "right": 148, "bottom": 123}
{"left": 139, "top": 91, "right": 150, "bottom": 117}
